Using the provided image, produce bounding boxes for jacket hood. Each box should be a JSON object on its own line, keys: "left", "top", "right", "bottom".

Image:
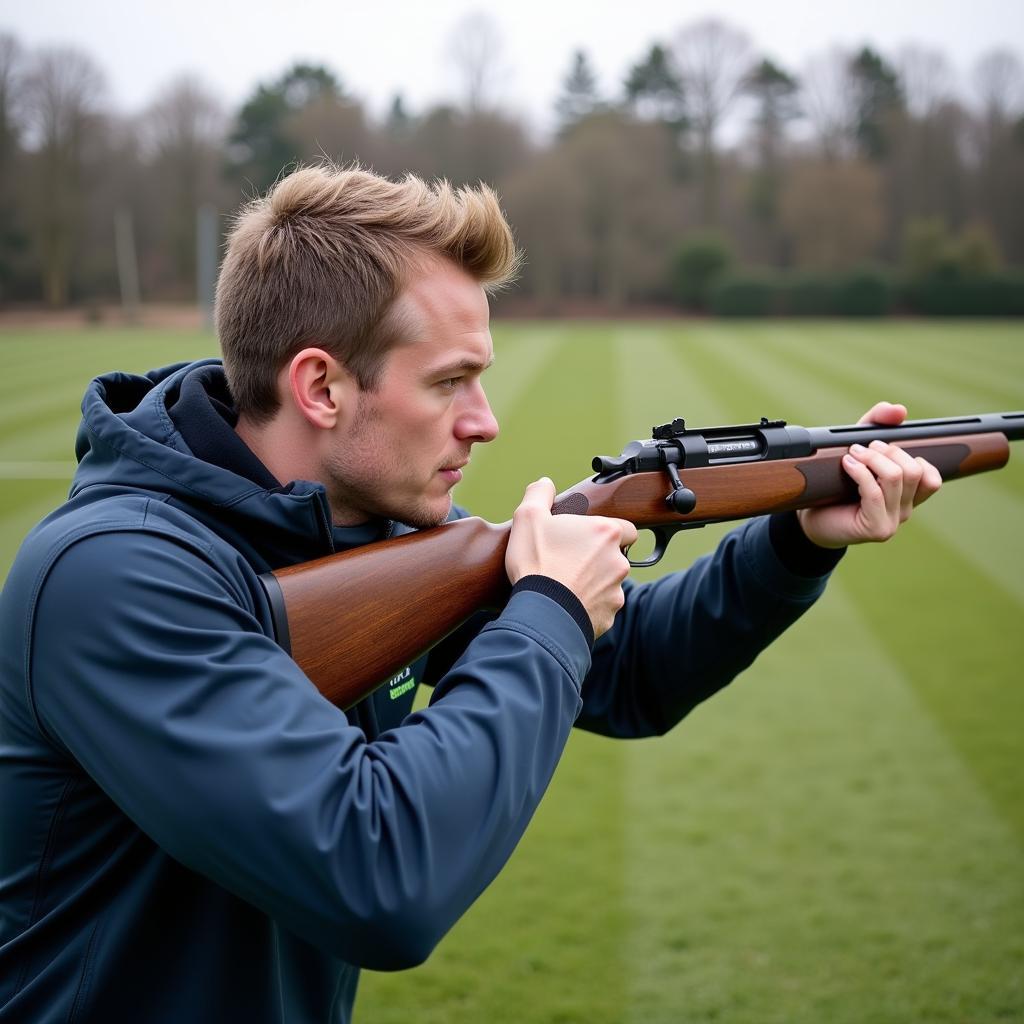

{"left": 70, "top": 360, "right": 386, "bottom": 568}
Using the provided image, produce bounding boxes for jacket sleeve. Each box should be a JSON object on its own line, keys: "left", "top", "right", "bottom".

{"left": 28, "top": 528, "right": 589, "bottom": 970}
{"left": 575, "top": 516, "right": 832, "bottom": 738}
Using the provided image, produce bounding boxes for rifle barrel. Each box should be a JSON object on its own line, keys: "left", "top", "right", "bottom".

{"left": 806, "top": 412, "right": 1024, "bottom": 449}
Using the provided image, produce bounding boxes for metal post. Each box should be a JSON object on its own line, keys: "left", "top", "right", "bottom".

{"left": 197, "top": 204, "right": 218, "bottom": 331}
{"left": 114, "top": 207, "right": 140, "bottom": 323}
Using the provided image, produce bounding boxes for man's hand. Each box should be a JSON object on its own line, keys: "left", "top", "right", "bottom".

{"left": 506, "top": 478, "right": 637, "bottom": 639}
{"left": 797, "top": 402, "right": 944, "bottom": 549}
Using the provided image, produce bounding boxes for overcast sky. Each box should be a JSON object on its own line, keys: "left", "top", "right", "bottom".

{"left": 4, "top": 0, "right": 1022, "bottom": 132}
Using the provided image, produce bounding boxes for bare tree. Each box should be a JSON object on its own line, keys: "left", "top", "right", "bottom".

{"left": 971, "top": 48, "right": 1024, "bottom": 120}
{"left": 780, "top": 157, "right": 885, "bottom": 269}
{"left": 672, "top": 18, "right": 753, "bottom": 223}
{"left": 0, "top": 34, "right": 26, "bottom": 301}
{"left": 140, "top": 75, "right": 227, "bottom": 297}
{"left": 21, "top": 46, "right": 106, "bottom": 306}
{"left": 968, "top": 49, "right": 1024, "bottom": 261}
{"left": 0, "top": 34, "right": 21, "bottom": 127}
{"left": 799, "top": 48, "right": 858, "bottom": 159}
{"left": 504, "top": 112, "right": 682, "bottom": 308}
{"left": 142, "top": 75, "right": 224, "bottom": 160}
{"left": 885, "top": 48, "right": 965, "bottom": 245}
{"left": 897, "top": 46, "right": 955, "bottom": 119}
{"left": 446, "top": 11, "right": 508, "bottom": 114}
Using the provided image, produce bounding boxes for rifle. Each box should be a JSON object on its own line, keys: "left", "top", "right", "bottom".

{"left": 260, "top": 411, "right": 1024, "bottom": 709}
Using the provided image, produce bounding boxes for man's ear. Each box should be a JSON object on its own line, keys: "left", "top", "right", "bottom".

{"left": 286, "top": 348, "right": 357, "bottom": 430}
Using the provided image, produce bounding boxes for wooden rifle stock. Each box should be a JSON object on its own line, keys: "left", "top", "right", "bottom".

{"left": 261, "top": 422, "right": 1018, "bottom": 710}
{"left": 265, "top": 518, "right": 512, "bottom": 708}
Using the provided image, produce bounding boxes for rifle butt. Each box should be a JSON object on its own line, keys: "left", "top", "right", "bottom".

{"left": 264, "top": 517, "right": 511, "bottom": 708}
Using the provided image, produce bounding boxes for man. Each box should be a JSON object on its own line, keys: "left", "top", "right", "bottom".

{"left": 0, "top": 165, "right": 940, "bottom": 1022}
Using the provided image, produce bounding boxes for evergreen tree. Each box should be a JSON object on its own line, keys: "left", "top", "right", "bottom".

{"left": 849, "top": 47, "right": 903, "bottom": 160}
{"left": 744, "top": 59, "right": 799, "bottom": 229}
{"left": 228, "top": 63, "right": 344, "bottom": 191}
{"left": 385, "top": 93, "right": 412, "bottom": 136}
{"left": 555, "top": 50, "right": 602, "bottom": 134}
{"left": 624, "top": 44, "right": 685, "bottom": 129}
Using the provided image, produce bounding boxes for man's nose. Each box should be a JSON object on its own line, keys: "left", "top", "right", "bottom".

{"left": 457, "top": 381, "right": 499, "bottom": 443}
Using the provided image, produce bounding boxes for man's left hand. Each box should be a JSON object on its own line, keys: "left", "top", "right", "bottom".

{"left": 797, "top": 402, "right": 944, "bottom": 549}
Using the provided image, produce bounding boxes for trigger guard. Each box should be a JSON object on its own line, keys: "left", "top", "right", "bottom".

{"left": 627, "top": 527, "right": 672, "bottom": 568}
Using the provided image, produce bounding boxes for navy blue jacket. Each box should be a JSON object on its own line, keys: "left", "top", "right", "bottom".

{"left": 0, "top": 362, "right": 834, "bottom": 1022}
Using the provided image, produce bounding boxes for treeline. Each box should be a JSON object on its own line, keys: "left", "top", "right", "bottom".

{"left": 1, "top": 20, "right": 1023, "bottom": 314}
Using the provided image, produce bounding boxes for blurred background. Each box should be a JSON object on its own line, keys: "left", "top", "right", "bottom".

{"left": 1, "top": 1, "right": 1023, "bottom": 319}
{"left": 1, "top": 4, "right": 1022, "bottom": 1023}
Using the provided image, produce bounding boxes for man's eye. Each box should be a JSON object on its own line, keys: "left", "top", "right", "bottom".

{"left": 438, "top": 377, "right": 460, "bottom": 391}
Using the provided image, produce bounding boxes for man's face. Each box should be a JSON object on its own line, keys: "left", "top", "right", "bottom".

{"left": 323, "top": 259, "right": 499, "bottom": 528}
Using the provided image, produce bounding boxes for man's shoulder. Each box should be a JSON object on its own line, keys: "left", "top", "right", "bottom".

{"left": 16, "top": 491, "right": 218, "bottom": 572}
{"left": 2, "top": 491, "right": 248, "bottom": 633}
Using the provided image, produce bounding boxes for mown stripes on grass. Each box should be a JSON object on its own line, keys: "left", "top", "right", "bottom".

{"left": 2, "top": 323, "right": 1021, "bottom": 1024}
{"left": 437, "top": 321, "right": 1022, "bottom": 1021}
{"left": 622, "top": 581, "right": 1023, "bottom": 1023}
{"left": 463, "top": 326, "right": 566, "bottom": 494}
{"left": 0, "top": 462, "right": 77, "bottom": 479}
{"left": 671, "top": 322, "right": 860, "bottom": 423}
{"left": 0, "top": 416, "right": 83, "bottom": 462}
{"left": 914, "top": 475, "right": 1024, "bottom": 605}
{"left": 0, "top": 378, "right": 96, "bottom": 431}
{"left": 609, "top": 321, "right": 1024, "bottom": 1022}
{"left": 770, "top": 323, "right": 1020, "bottom": 413}
{"left": 613, "top": 325, "right": 736, "bottom": 426}
{"left": 610, "top": 326, "right": 745, "bottom": 576}
{"left": 879, "top": 320, "right": 1023, "bottom": 374}
{"left": 0, "top": 481, "right": 70, "bottom": 575}
{"left": 457, "top": 324, "right": 627, "bottom": 519}
{"left": 837, "top": 521, "right": 1024, "bottom": 843}
{"left": 745, "top": 319, "right": 1022, "bottom": 386}
{"left": 823, "top": 325, "right": 1024, "bottom": 407}
{"left": 651, "top": 322, "right": 1024, "bottom": 814}
{"left": 0, "top": 330, "right": 216, "bottom": 574}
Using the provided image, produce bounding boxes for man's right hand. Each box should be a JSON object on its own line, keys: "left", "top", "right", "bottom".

{"left": 505, "top": 478, "right": 637, "bottom": 639}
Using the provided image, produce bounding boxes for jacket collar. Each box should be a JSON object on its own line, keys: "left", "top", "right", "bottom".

{"left": 71, "top": 360, "right": 392, "bottom": 568}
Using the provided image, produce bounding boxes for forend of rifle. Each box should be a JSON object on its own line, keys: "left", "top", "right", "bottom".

{"left": 592, "top": 411, "right": 1024, "bottom": 480}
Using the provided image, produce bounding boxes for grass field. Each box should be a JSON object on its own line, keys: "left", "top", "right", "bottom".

{"left": 1, "top": 320, "right": 1022, "bottom": 1022}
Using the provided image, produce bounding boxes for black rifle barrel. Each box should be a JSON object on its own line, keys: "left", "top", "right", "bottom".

{"left": 805, "top": 411, "right": 1024, "bottom": 450}
{"left": 594, "top": 412, "right": 1024, "bottom": 476}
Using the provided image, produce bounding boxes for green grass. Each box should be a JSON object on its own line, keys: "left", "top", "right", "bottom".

{"left": 1, "top": 320, "right": 1022, "bottom": 1022}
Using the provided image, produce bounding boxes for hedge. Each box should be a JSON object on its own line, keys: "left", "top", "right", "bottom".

{"left": 688, "top": 267, "right": 1024, "bottom": 317}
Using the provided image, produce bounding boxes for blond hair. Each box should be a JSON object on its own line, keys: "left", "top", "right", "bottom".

{"left": 215, "top": 164, "right": 520, "bottom": 422}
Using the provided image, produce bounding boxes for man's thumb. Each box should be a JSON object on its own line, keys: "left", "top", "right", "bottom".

{"left": 519, "top": 476, "right": 556, "bottom": 512}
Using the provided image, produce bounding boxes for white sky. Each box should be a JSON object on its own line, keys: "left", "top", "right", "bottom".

{"left": 3, "top": 0, "right": 1022, "bottom": 133}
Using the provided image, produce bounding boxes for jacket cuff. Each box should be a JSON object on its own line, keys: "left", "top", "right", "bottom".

{"left": 768, "top": 511, "right": 846, "bottom": 578}
{"left": 740, "top": 516, "right": 836, "bottom": 601}
{"left": 483, "top": 586, "right": 594, "bottom": 694}
{"left": 512, "top": 575, "right": 595, "bottom": 649}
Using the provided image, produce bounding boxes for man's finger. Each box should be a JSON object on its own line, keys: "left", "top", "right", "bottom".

{"left": 857, "top": 401, "right": 907, "bottom": 427}
{"left": 913, "top": 457, "right": 943, "bottom": 506}
{"left": 870, "top": 440, "right": 922, "bottom": 519}
{"left": 614, "top": 518, "right": 639, "bottom": 548}
{"left": 843, "top": 449, "right": 886, "bottom": 510}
